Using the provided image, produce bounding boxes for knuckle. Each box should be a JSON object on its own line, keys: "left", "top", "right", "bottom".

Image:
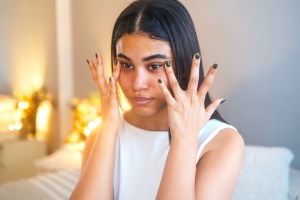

{"left": 170, "top": 79, "right": 179, "bottom": 88}
{"left": 193, "top": 60, "right": 200, "bottom": 67}
{"left": 190, "top": 76, "right": 199, "bottom": 84}
{"left": 201, "top": 81, "right": 209, "bottom": 90}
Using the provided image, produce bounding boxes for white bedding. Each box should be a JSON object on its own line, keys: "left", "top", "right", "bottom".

{"left": 0, "top": 169, "right": 79, "bottom": 200}
{"left": 0, "top": 145, "right": 299, "bottom": 200}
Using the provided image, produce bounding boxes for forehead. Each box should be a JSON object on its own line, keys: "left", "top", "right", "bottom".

{"left": 116, "top": 33, "right": 172, "bottom": 59}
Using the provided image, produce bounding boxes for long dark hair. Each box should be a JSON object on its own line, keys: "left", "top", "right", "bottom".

{"left": 111, "top": 0, "right": 225, "bottom": 123}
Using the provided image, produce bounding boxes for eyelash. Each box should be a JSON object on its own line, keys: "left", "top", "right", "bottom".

{"left": 149, "top": 63, "right": 164, "bottom": 70}
{"left": 120, "top": 62, "right": 133, "bottom": 69}
{"left": 120, "top": 62, "right": 165, "bottom": 70}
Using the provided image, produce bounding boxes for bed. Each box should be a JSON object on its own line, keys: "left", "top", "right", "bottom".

{"left": 0, "top": 145, "right": 299, "bottom": 200}
{"left": 0, "top": 168, "right": 79, "bottom": 200}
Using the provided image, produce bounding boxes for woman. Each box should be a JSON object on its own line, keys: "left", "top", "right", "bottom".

{"left": 70, "top": 0, "right": 244, "bottom": 199}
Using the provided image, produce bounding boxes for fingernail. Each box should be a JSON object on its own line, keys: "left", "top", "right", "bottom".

{"left": 86, "top": 59, "right": 89, "bottom": 64}
{"left": 109, "top": 77, "right": 112, "bottom": 82}
{"left": 114, "top": 59, "right": 118, "bottom": 65}
{"left": 220, "top": 99, "right": 226, "bottom": 104}
{"left": 213, "top": 64, "right": 218, "bottom": 70}
{"left": 166, "top": 61, "right": 171, "bottom": 67}
{"left": 158, "top": 79, "right": 162, "bottom": 84}
{"left": 95, "top": 53, "right": 98, "bottom": 58}
{"left": 195, "top": 53, "right": 200, "bottom": 60}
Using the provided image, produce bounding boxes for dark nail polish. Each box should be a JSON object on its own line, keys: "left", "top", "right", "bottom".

{"left": 109, "top": 77, "right": 112, "bottom": 82}
{"left": 220, "top": 99, "right": 226, "bottom": 104}
{"left": 195, "top": 53, "right": 200, "bottom": 59}
{"left": 213, "top": 64, "right": 218, "bottom": 70}
{"left": 166, "top": 61, "right": 171, "bottom": 67}
{"left": 86, "top": 59, "right": 89, "bottom": 64}
{"left": 95, "top": 53, "right": 98, "bottom": 58}
{"left": 158, "top": 79, "right": 162, "bottom": 84}
{"left": 114, "top": 59, "right": 118, "bottom": 65}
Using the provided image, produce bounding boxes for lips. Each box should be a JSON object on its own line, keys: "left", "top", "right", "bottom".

{"left": 131, "top": 97, "right": 153, "bottom": 106}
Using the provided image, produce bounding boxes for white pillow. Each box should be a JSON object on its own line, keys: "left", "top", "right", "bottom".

{"left": 232, "top": 145, "right": 294, "bottom": 200}
{"left": 289, "top": 168, "right": 300, "bottom": 200}
{"left": 34, "top": 144, "right": 82, "bottom": 173}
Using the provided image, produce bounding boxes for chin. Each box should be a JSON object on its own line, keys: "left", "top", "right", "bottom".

{"left": 130, "top": 103, "right": 167, "bottom": 118}
{"left": 131, "top": 107, "right": 157, "bottom": 117}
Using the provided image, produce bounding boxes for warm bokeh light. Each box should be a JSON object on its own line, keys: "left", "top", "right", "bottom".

{"left": 0, "top": 89, "right": 51, "bottom": 142}
{"left": 36, "top": 100, "right": 53, "bottom": 140}
{"left": 18, "top": 101, "right": 30, "bottom": 110}
{"left": 118, "top": 85, "right": 132, "bottom": 112}
{"left": 84, "top": 117, "right": 102, "bottom": 137}
{"left": 0, "top": 96, "right": 19, "bottom": 133}
{"left": 65, "top": 91, "right": 132, "bottom": 152}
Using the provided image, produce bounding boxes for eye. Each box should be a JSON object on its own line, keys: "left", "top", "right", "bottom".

{"left": 148, "top": 63, "right": 164, "bottom": 70}
{"left": 120, "top": 62, "right": 133, "bottom": 69}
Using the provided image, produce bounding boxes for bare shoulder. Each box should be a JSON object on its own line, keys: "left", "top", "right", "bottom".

{"left": 195, "top": 128, "right": 245, "bottom": 199}
{"left": 201, "top": 128, "right": 244, "bottom": 157}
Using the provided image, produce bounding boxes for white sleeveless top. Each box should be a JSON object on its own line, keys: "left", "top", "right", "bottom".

{"left": 113, "top": 119, "right": 237, "bottom": 200}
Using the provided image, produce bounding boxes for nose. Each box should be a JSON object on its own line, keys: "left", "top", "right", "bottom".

{"left": 132, "top": 69, "right": 148, "bottom": 91}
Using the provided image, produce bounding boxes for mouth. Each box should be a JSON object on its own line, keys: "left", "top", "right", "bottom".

{"left": 131, "top": 97, "right": 153, "bottom": 106}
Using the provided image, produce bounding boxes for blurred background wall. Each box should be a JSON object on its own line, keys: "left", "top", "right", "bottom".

{"left": 0, "top": 0, "right": 60, "bottom": 151}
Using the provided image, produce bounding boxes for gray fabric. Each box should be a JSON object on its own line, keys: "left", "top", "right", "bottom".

{"left": 289, "top": 168, "right": 300, "bottom": 200}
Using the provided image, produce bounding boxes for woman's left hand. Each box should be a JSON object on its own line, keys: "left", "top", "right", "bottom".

{"left": 158, "top": 54, "right": 224, "bottom": 141}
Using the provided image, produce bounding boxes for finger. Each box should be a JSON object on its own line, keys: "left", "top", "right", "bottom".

{"left": 108, "top": 76, "right": 117, "bottom": 101}
{"left": 95, "top": 52, "right": 99, "bottom": 66}
{"left": 112, "top": 59, "right": 121, "bottom": 81}
{"left": 96, "top": 54, "right": 110, "bottom": 94}
{"left": 157, "top": 78, "right": 176, "bottom": 106}
{"left": 187, "top": 53, "right": 201, "bottom": 96}
{"left": 87, "top": 59, "right": 102, "bottom": 87}
{"left": 205, "top": 98, "right": 225, "bottom": 119}
{"left": 197, "top": 63, "right": 218, "bottom": 101}
{"left": 87, "top": 54, "right": 107, "bottom": 95}
{"left": 164, "top": 61, "right": 183, "bottom": 100}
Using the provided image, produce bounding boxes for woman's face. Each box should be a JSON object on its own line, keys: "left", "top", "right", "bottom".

{"left": 116, "top": 33, "right": 173, "bottom": 118}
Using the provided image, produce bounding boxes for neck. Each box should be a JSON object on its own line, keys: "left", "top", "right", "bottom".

{"left": 124, "top": 109, "right": 169, "bottom": 131}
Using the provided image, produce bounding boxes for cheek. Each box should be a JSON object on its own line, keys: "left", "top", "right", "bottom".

{"left": 118, "top": 73, "right": 129, "bottom": 91}
{"left": 159, "top": 74, "right": 169, "bottom": 88}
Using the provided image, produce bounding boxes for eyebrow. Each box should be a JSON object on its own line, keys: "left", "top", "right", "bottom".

{"left": 117, "top": 53, "right": 169, "bottom": 62}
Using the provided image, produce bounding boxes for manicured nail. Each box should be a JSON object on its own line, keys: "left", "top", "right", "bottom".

{"left": 109, "top": 77, "right": 112, "bottom": 82}
{"left": 158, "top": 79, "right": 162, "bottom": 84}
{"left": 86, "top": 59, "right": 89, "bottom": 64}
{"left": 213, "top": 64, "right": 218, "bottom": 70}
{"left": 220, "top": 99, "right": 226, "bottom": 104}
{"left": 166, "top": 61, "right": 171, "bottom": 67}
{"left": 195, "top": 53, "right": 200, "bottom": 59}
{"left": 95, "top": 53, "right": 98, "bottom": 58}
{"left": 114, "top": 59, "right": 118, "bottom": 65}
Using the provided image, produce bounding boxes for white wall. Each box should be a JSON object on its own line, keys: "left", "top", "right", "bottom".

{"left": 72, "top": 0, "right": 300, "bottom": 169}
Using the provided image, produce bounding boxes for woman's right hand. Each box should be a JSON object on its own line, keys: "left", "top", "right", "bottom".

{"left": 87, "top": 53, "right": 121, "bottom": 134}
{"left": 70, "top": 54, "right": 121, "bottom": 200}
